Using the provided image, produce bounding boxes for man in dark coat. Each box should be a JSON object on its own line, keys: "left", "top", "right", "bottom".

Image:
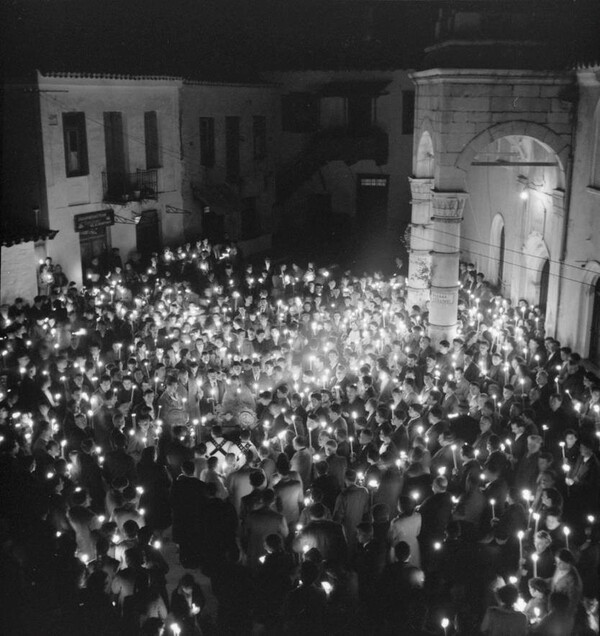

{"left": 293, "top": 503, "right": 348, "bottom": 563}
{"left": 169, "top": 460, "right": 208, "bottom": 567}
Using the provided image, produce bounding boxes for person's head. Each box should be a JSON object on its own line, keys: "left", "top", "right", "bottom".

{"left": 495, "top": 584, "right": 519, "bottom": 609}
{"left": 534, "top": 530, "right": 552, "bottom": 553}
{"left": 432, "top": 476, "right": 448, "bottom": 494}
{"left": 527, "top": 434, "right": 542, "bottom": 454}
{"left": 528, "top": 577, "right": 549, "bottom": 599}
{"left": 394, "top": 541, "right": 411, "bottom": 563}
{"left": 264, "top": 533, "right": 284, "bottom": 554}
{"left": 179, "top": 573, "right": 196, "bottom": 594}
{"left": 555, "top": 548, "right": 575, "bottom": 572}
{"left": 356, "top": 522, "right": 373, "bottom": 545}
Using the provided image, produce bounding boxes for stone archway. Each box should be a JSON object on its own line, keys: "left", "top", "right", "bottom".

{"left": 456, "top": 120, "right": 568, "bottom": 188}
{"left": 407, "top": 68, "right": 573, "bottom": 343}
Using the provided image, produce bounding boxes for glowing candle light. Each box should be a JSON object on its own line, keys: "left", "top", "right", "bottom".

{"left": 563, "top": 526, "right": 570, "bottom": 550}
{"left": 517, "top": 530, "right": 524, "bottom": 561}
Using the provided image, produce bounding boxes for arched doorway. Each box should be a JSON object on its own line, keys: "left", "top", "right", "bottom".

{"left": 499, "top": 226, "right": 505, "bottom": 286}
{"left": 589, "top": 278, "right": 600, "bottom": 363}
{"left": 489, "top": 213, "right": 505, "bottom": 290}
{"left": 539, "top": 258, "right": 550, "bottom": 314}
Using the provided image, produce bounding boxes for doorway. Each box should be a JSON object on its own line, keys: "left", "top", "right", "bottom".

{"left": 498, "top": 226, "right": 505, "bottom": 287}
{"left": 589, "top": 278, "right": 600, "bottom": 363}
{"left": 356, "top": 174, "right": 389, "bottom": 230}
{"left": 80, "top": 227, "right": 109, "bottom": 277}
{"left": 136, "top": 210, "right": 161, "bottom": 261}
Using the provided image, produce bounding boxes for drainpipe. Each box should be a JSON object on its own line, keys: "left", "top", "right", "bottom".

{"left": 555, "top": 77, "right": 578, "bottom": 340}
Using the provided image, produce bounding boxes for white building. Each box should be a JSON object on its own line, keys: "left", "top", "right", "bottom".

{"left": 1, "top": 72, "right": 278, "bottom": 295}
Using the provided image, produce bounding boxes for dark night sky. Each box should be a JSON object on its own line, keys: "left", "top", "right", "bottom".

{"left": 1, "top": 0, "right": 599, "bottom": 81}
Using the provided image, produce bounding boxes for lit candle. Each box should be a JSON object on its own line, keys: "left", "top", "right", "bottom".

{"left": 533, "top": 512, "right": 540, "bottom": 534}
{"left": 441, "top": 618, "right": 449, "bottom": 636}
{"left": 517, "top": 530, "right": 524, "bottom": 561}
{"left": 490, "top": 498, "right": 496, "bottom": 519}
{"left": 563, "top": 526, "right": 570, "bottom": 550}
{"left": 451, "top": 444, "right": 457, "bottom": 470}
{"left": 531, "top": 552, "right": 539, "bottom": 577}
{"left": 559, "top": 441, "right": 566, "bottom": 460}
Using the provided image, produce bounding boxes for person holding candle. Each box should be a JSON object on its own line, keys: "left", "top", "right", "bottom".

{"left": 521, "top": 531, "right": 555, "bottom": 581}
{"left": 524, "top": 577, "right": 549, "bottom": 624}
{"left": 480, "top": 583, "right": 528, "bottom": 636}
{"left": 550, "top": 549, "right": 583, "bottom": 615}
{"left": 418, "top": 475, "right": 453, "bottom": 568}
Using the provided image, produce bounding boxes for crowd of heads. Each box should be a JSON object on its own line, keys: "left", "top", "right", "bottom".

{"left": 0, "top": 241, "right": 599, "bottom": 635}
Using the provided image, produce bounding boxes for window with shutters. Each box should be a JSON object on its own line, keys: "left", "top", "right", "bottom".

{"left": 62, "top": 112, "right": 89, "bottom": 177}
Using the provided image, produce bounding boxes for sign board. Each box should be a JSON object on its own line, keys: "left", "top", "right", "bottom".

{"left": 431, "top": 291, "right": 455, "bottom": 305}
{"left": 74, "top": 209, "right": 114, "bottom": 233}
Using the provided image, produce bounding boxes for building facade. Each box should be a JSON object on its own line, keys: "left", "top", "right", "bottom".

{"left": 267, "top": 70, "right": 415, "bottom": 234}
{"left": 1, "top": 72, "right": 278, "bottom": 294}
{"left": 179, "top": 80, "right": 280, "bottom": 254}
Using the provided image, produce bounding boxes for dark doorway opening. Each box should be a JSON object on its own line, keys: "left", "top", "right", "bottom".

{"left": 80, "top": 227, "right": 109, "bottom": 277}
{"left": 136, "top": 210, "right": 161, "bottom": 261}
{"left": 498, "top": 226, "right": 505, "bottom": 288}
{"left": 202, "top": 207, "right": 225, "bottom": 242}
{"left": 589, "top": 278, "right": 600, "bottom": 364}
{"left": 356, "top": 174, "right": 389, "bottom": 230}
{"left": 539, "top": 258, "right": 550, "bottom": 314}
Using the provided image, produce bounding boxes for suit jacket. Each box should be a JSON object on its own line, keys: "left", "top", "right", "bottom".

{"left": 293, "top": 519, "right": 348, "bottom": 562}
{"left": 333, "top": 484, "right": 370, "bottom": 549}
{"left": 290, "top": 447, "right": 312, "bottom": 488}
{"left": 243, "top": 506, "right": 288, "bottom": 569}
{"left": 169, "top": 475, "right": 208, "bottom": 541}
{"left": 418, "top": 492, "right": 452, "bottom": 540}
{"left": 274, "top": 477, "right": 304, "bottom": 526}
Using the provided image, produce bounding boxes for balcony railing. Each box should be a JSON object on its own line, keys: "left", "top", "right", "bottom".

{"left": 102, "top": 169, "right": 158, "bottom": 204}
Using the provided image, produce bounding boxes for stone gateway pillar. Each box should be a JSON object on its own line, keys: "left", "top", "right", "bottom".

{"left": 428, "top": 191, "right": 468, "bottom": 344}
{"left": 406, "top": 178, "right": 434, "bottom": 311}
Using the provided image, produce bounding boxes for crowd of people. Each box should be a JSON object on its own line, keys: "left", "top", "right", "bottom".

{"left": 0, "top": 239, "right": 599, "bottom": 635}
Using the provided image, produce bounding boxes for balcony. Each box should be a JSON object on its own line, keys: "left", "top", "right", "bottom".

{"left": 277, "top": 125, "right": 389, "bottom": 202}
{"left": 102, "top": 169, "right": 158, "bottom": 204}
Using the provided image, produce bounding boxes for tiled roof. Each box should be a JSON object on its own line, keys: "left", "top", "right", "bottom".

{"left": 1, "top": 226, "right": 58, "bottom": 248}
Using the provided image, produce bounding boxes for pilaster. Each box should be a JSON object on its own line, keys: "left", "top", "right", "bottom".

{"left": 406, "top": 178, "right": 434, "bottom": 310}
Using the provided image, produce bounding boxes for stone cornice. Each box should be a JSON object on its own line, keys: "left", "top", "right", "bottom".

{"left": 410, "top": 68, "right": 573, "bottom": 85}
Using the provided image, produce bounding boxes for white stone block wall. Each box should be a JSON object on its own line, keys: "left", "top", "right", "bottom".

{"left": 1, "top": 243, "right": 38, "bottom": 305}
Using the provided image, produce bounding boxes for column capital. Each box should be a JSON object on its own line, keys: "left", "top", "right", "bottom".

{"left": 408, "top": 177, "right": 434, "bottom": 202}
{"left": 431, "top": 191, "right": 469, "bottom": 223}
